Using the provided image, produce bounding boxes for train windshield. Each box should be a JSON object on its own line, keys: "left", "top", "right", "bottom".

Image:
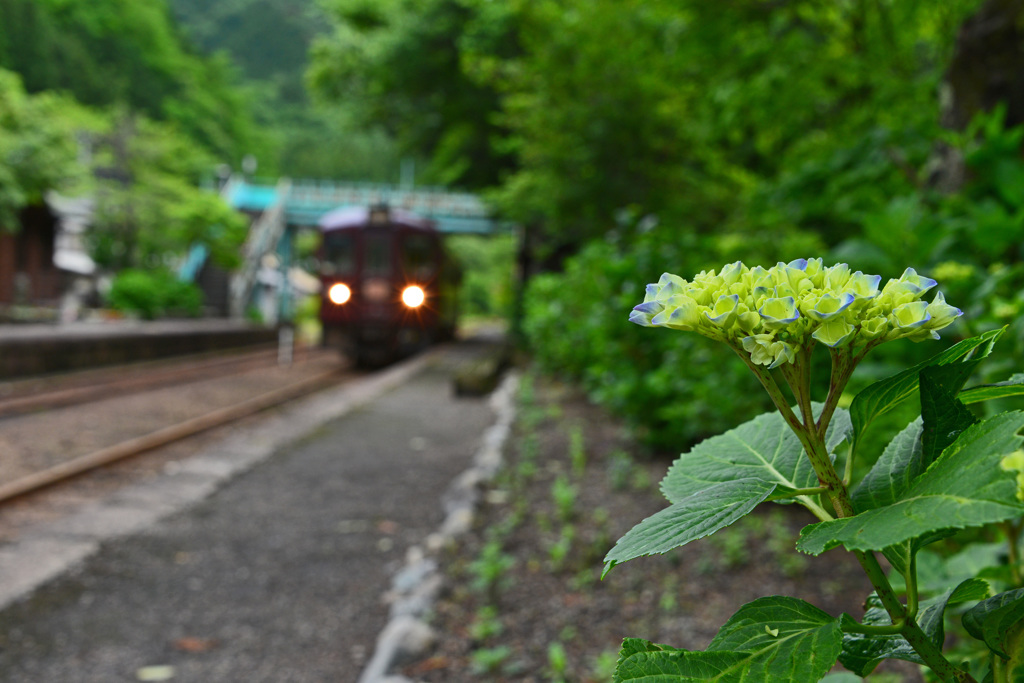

{"left": 402, "top": 234, "right": 436, "bottom": 279}
{"left": 322, "top": 233, "right": 355, "bottom": 275}
{"left": 364, "top": 232, "right": 392, "bottom": 276}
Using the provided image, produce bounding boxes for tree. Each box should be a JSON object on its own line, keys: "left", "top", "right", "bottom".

{"left": 0, "top": 0, "right": 263, "bottom": 165}
{"left": 0, "top": 69, "right": 81, "bottom": 230}
{"left": 308, "top": 0, "right": 517, "bottom": 189}
{"left": 83, "top": 110, "right": 247, "bottom": 272}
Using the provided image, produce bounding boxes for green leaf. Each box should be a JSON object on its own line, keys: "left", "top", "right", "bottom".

{"left": 839, "top": 580, "right": 985, "bottom": 676}
{"left": 960, "top": 373, "right": 1024, "bottom": 405}
{"left": 849, "top": 329, "right": 1003, "bottom": 449}
{"left": 798, "top": 411, "right": 1024, "bottom": 555}
{"left": 603, "top": 479, "right": 776, "bottom": 575}
{"left": 615, "top": 597, "right": 842, "bottom": 682}
{"left": 920, "top": 365, "right": 979, "bottom": 466}
{"left": 660, "top": 405, "right": 850, "bottom": 512}
{"left": 851, "top": 418, "right": 924, "bottom": 512}
{"left": 880, "top": 529, "right": 956, "bottom": 579}
{"left": 963, "top": 588, "right": 1024, "bottom": 659}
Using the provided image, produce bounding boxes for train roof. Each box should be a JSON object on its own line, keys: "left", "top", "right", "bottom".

{"left": 317, "top": 206, "right": 436, "bottom": 232}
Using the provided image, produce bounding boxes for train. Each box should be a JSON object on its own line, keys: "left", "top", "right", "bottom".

{"left": 316, "top": 204, "right": 459, "bottom": 366}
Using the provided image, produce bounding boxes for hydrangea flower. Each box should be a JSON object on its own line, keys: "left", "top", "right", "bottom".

{"left": 630, "top": 259, "right": 962, "bottom": 369}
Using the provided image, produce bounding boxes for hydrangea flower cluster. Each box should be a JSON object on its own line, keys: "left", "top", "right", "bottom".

{"left": 630, "top": 258, "right": 962, "bottom": 369}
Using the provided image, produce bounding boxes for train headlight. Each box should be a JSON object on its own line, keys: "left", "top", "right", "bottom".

{"left": 401, "top": 285, "right": 425, "bottom": 308}
{"left": 328, "top": 283, "right": 351, "bottom": 305}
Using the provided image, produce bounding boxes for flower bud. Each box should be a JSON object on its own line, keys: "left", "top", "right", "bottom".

{"left": 805, "top": 292, "right": 855, "bottom": 322}
{"left": 758, "top": 297, "right": 801, "bottom": 328}
{"left": 812, "top": 318, "right": 855, "bottom": 348}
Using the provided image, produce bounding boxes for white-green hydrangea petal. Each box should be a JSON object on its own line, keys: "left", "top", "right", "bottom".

{"left": 890, "top": 300, "right": 931, "bottom": 330}
{"left": 652, "top": 296, "right": 701, "bottom": 330}
{"left": 860, "top": 316, "right": 888, "bottom": 340}
{"left": 924, "top": 291, "right": 963, "bottom": 331}
{"left": 845, "top": 272, "right": 881, "bottom": 299}
{"left": 629, "top": 301, "right": 662, "bottom": 326}
{"left": 805, "top": 292, "right": 855, "bottom": 322}
{"left": 768, "top": 341, "right": 797, "bottom": 369}
{"left": 812, "top": 318, "right": 856, "bottom": 348}
{"left": 704, "top": 294, "right": 740, "bottom": 328}
{"left": 759, "top": 296, "right": 801, "bottom": 327}
{"left": 741, "top": 334, "right": 776, "bottom": 366}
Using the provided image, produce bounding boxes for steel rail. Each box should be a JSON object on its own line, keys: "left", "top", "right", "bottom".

{"left": 0, "top": 367, "right": 343, "bottom": 504}
{"left": 0, "top": 347, "right": 327, "bottom": 418}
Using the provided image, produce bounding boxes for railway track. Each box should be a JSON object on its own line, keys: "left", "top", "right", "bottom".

{"left": 0, "top": 345, "right": 333, "bottom": 418}
{"left": 0, "top": 346, "right": 352, "bottom": 509}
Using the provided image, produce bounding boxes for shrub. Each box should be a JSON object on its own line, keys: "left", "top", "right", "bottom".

{"left": 107, "top": 268, "right": 203, "bottom": 319}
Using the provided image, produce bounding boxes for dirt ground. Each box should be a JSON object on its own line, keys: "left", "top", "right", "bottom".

{"left": 404, "top": 370, "right": 922, "bottom": 683}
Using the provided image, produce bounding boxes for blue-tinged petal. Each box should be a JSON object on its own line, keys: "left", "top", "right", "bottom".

{"left": 846, "top": 272, "right": 881, "bottom": 299}
{"left": 704, "top": 294, "right": 740, "bottom": 328}
{"left": 890, "top": 301, "right": 931, "bottom": 329}
{"left": 924, "top": 291, "right": 962, "bottom": 330}
{"left": 759, "top": 297, "right": 801, "bottom": 326}
{"left": 806, "top": 292, "right": 855, "bottom": 322}
{"left": 629, "top": 309, "right": 655, "bottom": 326}
{"left": 812, "top": 318, "right": 856, "bottom": 347}
{"left": 899, "top": 267, "right": 938, "bottom": 294}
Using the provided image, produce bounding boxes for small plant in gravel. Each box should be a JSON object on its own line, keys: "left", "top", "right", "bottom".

{"left": 469, "top": 535, "right": 516, "bottom": 604}
{"left": 470, "top": 644, "right": 515, "bottom": 676}
{"left": 547, "top": 523, "right": 576, "bottom": 572}
{"left": 606, "top": 259, "right": 1024, "bottom": 682}
{"left": 469, "top": 605, "right": 505, "bottom": 641}
{"left": 569, "top": 424, "right": 587, "bottom": 476}
{"left": 551, "top": 474, "right": 578, "bottom": 523}
{"left": 547, "top": 640, "right": 570, "bottom": 683}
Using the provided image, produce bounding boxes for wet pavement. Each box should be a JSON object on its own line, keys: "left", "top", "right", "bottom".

{"left": 0, "top": 340, "right": 502, "bottom": 682}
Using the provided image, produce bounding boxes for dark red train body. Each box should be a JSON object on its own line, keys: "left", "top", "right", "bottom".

{"left": 317, "top": 205, "right": 458, "bottom": 365}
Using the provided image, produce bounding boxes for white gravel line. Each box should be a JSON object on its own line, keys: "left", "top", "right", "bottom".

{"left": 357, "top": 370, "right": 520, "bottom": 683}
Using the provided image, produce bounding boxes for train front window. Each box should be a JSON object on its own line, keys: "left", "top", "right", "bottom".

{"left": 402, "top": 234, "right": 436, "bottom": 279}
{"left": 364, "top": 232, "right": 392, "bottom": 276}
{"left": 322, "top": 233, "right": 355, "bottom": 276}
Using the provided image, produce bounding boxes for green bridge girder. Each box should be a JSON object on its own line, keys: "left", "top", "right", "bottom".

{"left": 226, "top": 177, "right": 507, "bottom": 234}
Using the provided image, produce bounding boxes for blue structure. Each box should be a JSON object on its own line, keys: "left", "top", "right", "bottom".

{"left": 212, "top": 177, "right": 509, "bottom": 322}
{"left": 226, "top": 178, "right": 505, "bottom": 234}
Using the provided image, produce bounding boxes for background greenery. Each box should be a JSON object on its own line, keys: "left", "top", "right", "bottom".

{"left": 1, "top": 0, "right": 1021, "bottom": 450}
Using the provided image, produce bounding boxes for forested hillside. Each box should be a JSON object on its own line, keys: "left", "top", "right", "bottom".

{"left": 167, "top": 0, "right": 401, "bottom": 181}
{"left": 0, "top": 0, "right": 260, "bottom": 164}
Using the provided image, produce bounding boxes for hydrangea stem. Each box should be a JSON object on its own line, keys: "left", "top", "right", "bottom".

{"left": 734, "top": 343, "right": 977, "bottom": 682}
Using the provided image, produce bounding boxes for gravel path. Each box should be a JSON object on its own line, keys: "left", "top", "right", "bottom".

{"left": 0, "top": 342, "right": 500, "bottom": 683}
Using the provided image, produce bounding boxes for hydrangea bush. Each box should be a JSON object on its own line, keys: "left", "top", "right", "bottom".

{"left": 605, "top": 259, "right": 1024, "bottom": 682}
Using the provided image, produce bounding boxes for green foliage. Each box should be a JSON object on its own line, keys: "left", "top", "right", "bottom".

{"left": 308, "top": 0, "right": 514, "bottom": 188}
{"left": 106, "top": 268, "right": 203, "bottom": 319}
{"left": 470, "top": 645, "right": 513, "bottom": 676}
{"left": 82, "top": 111, "right": 247, "bottom": 272}
{"left": 607, "top": 318, "right": 1024, "bottom": 681}
{"left": 0, "top": 0, "right": 261, "bottom": 163}
{"left": 0, "top": 69, "right": 82, "bottom": 227}
{"left": 445, "top": 234, "right": 516, "bottom": 319}
{"left": 615, "top": 598, "right": 843, "bottom": 682}
{"left": 468, "top": 536, "right": 516, "bottom": 602}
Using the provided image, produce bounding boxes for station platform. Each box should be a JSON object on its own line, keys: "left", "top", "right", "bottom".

{"left": 0, "top": 319, "right": 278, "bottom": 379}
{"left": 0, "top": 338, "right": 512, "bottom": 682}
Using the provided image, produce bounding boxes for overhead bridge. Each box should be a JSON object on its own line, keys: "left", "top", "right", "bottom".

{"left": 225, "top": 178, "right": 506, "bottom": 235}
{"left": 217, "top": 177, "right": 510, "bottom": 320}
